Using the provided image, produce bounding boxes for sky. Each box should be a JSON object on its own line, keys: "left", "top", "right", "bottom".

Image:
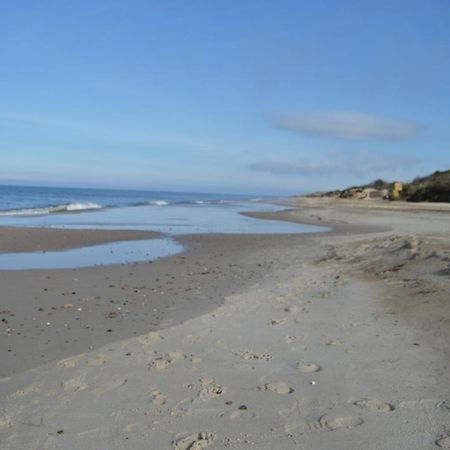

{"left": 0, "top": 0, "right": 449, "bottom": 195}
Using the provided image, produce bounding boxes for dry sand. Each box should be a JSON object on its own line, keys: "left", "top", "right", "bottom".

{"left": 0, "top": 199, "right": 449, "bottom": 449}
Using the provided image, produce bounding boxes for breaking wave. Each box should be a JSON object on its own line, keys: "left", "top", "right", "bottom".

{"left": 0, "top": 202, "right": 104, "bottom": 217}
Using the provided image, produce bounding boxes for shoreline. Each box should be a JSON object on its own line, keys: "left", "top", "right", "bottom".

{"left": 0, "top": 199, "right": 449, "bottom": 448}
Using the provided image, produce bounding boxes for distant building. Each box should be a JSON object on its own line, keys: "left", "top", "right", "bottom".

{"left": 392, "top": 181, "right": 403, "bottom": 200}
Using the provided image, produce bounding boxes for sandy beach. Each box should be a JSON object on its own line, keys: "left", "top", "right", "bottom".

{"left": 0, "top": 200, "right": 449, "bottom": 449}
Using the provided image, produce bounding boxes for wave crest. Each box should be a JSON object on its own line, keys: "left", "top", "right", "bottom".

{"left": 0, "top": 202, "right": 103, "bottom": 216}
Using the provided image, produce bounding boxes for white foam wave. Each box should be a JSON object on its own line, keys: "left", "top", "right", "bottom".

{"left": 147, "top": 200, "right": 169, "bottom": 206}
{"left": 63, "top": 202, "right": 103, "bottom": 211}
{"left": 0, "top": 202, "right": 103, "bottom": 217}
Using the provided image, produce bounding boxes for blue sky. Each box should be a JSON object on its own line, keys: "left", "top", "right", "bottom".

{"left": 1, "top": 0, "right": 449, "bottom": 195}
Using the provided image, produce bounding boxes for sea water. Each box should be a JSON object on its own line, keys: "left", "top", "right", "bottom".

{"left": 0, "top": 185, "right": 329, "bottom": 269}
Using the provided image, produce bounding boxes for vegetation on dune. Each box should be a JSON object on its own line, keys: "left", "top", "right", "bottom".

{"left": 310, "top": 170, "right": 450, "bottom": 203}
{"left": 401, "top": 170, "right": 450, "bottom": 202}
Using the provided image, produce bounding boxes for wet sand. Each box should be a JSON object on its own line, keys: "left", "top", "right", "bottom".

{"left": 0, "top": 201, "right": 449, "bottom": 449}
{"left": 0, "top": 231, "right": 321, "bottom": 376}
{"left": 0, "top": 227, "right": 160, "bottom": 253}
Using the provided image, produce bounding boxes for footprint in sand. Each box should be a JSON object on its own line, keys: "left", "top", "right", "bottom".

{"left": 437, "top": 401, "right": 450, "bottom": 411}
{"left": 12, "top": 384, "right": 41, "bottom": 398}
{"left": 198, "top": 379, "right": 225, "bottom": 401}
{"left": 150, "top": 389, "right": 166, "bottom": 406}
{"left": 297, "top": 363, "right": 321, "bottom": 373}
{"left": 57, "top": 357, "right": 78, "bottom": 368}
{"left": 86, "top": 354, "right": 107, "bottom": 367}
{"left": 136, "top": 331, "right": 162, "bottom": 349}
{"left": 0, "top": 416, "right": 11, "bottom": 430}
{"left": 234, "top": 350, "right": 272, "bottom": 361}
{"left": 353, "top": 398, "right": 394, "bottom": 412}
{"left": 173, "top": 432, "right": 215, "bottom": 449}
{"left": 269, "top": 318, "right": 287, "bottom": 326}
{"left": 324, "top": 339, "right": 343, "bottom": 347}
{"left": 63, "top": 375, "right": 88, "bottom": 393}
{"left": 171, "top": 397, "right": 194, "bottom": 417}
{"left": 259, "top": 382, "right": 294, "bottom": 395}
{"left": 190, "top": 356, "right": 202, "bottom": 364}
{"left": 150, "top": 351, "right": 186, "bottom": 371}
{"left": 436, "top": 436, "right": 450, "bottom": 448}
{"left": 310, "top": 414, "right": 363, "bottom": 431}
{"left": 91, "top": 377, "right": 127, "bottom": 396}
{"left": 198, "top": 384, "right": 224, "bottom": 401}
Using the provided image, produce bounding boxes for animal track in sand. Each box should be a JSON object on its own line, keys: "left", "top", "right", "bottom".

{"left": 436, "top": 436, "right": 450, "bottom": 448}
{"left": 259, "top": 382, "right": 294, "bottom": 394}
{"left": 234, "top": 350, "right": 272, "bottom": 361}
{"left": 173, "top": 432, "right": 215, "bottom": 449}
{"left": 353, "top": 398, "right": 394, "bottom": 412}
{"left": 297, "top": 363, "right": 321, "bottom": 373}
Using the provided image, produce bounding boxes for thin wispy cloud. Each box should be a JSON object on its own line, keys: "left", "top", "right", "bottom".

{"left": 272, "top": 111, "right": 423, "bottom": 142}
{"left": 249, "top": 150, "right": 420, "bottom": 177}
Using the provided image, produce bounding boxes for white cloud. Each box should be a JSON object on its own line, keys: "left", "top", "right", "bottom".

{"left": 249, "top": 150, "right": 420, "bottom": 177}
{"left": 272, "top": 111, "right": 423, "bottom": 141}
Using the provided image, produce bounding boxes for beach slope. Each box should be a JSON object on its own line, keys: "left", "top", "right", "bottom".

{"left": 0, "top": 199, "right": 449, "bottom": 449}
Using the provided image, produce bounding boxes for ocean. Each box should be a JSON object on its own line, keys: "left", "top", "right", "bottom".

{"left": 0, "top": 185, "right": 253, "bottom": 216}
{"left": 0, "top": 185, "right": 329, "bottom": 269}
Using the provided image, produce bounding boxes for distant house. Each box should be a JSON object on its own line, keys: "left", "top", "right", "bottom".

{"left": 392, "top": 181, "right": 403, "bottom": 200}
